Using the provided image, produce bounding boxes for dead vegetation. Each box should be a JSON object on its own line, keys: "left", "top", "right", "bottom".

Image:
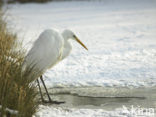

{"left": 0, "top": 7, "right": 38, "bottom": 117}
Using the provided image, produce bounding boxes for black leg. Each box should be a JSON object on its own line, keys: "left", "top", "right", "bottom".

{"left": 36, "top": 79, "right": 44, "bottom": 102}
{"left": 40, "top": 75, "right": 65, "bottom": 104}
{"left": 40, "top": 75, "right": 52, "bottom": 102}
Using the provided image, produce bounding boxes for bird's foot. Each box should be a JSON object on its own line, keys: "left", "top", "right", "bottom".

{"left": 49, "top": 100, "right": 65, "bottom": 104}
{"left": 42, "top": 99, "right": 65, "bottom": 104}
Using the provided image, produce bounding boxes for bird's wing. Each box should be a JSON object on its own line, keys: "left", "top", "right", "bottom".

{"left": 23, "top": 29, "right": 64, "bottom": 74}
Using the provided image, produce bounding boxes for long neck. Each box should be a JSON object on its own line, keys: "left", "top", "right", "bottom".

{"left": 61, "top": 34, "right": 72, "bottom": 60}
{"left": 62, "top": 31, "right": 69, "bottom": 41}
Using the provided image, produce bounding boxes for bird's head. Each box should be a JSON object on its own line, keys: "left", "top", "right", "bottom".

{"left": 62, "top": 29, "right": 88, "bottom": 50}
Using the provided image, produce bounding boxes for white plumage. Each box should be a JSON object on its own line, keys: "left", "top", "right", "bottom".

{"left": 23, "top": 29, "right": 88, "bottom": 79}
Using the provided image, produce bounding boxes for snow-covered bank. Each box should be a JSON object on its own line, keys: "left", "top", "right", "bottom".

{"left": 6, "top": 0, "right": 156, "bottom": 88}
{"left": 34, "top": 105, "right": 155, "bottom": 117}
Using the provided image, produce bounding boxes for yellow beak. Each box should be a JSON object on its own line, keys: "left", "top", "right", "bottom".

{"left": 74, "top": 36, "right": 88, "bottom": 50}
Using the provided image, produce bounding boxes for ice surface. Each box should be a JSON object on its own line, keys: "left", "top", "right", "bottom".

{"left": 6, "top": 0, "right": 156, "bottom": 116}
{"left": 6, "top": 0, "right": 156, "bottom": 88}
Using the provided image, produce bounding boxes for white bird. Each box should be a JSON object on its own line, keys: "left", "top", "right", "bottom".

{"left": 23, "top": 29, "right": 88, "bottom": 103}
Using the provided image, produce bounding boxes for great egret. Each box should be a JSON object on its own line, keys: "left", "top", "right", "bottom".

{"left": 23, "top": 29, "right": 88, "bottom": 103}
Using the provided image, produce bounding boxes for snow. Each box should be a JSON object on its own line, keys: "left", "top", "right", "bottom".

{"left": 34, "top": 105, "right": 155, "bottom": 117}
{"left": 6, "top": 0, "right": 156, "bottom": 88}
{"left": 5, "top": 0, "right": 156, "bottom": 116}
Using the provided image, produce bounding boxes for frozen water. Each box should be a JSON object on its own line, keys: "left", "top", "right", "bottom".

{"left": 5, "top": 0, "right": 156, "bottom": 116}
{"left": 6, "top": 0, "right": 156, "bottom": 88}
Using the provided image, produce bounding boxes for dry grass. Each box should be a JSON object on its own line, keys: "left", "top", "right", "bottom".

{"left": 0, "top": 8, "right": 38, "bottom": 117}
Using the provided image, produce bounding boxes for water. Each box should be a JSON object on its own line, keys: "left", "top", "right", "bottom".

{"left": 40, "top": 86, "right": 156, "bottom": 111}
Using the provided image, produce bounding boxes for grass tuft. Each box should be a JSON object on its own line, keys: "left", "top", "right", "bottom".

{"left": 0, "top": 7, "right": 38, "bottom": 117}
